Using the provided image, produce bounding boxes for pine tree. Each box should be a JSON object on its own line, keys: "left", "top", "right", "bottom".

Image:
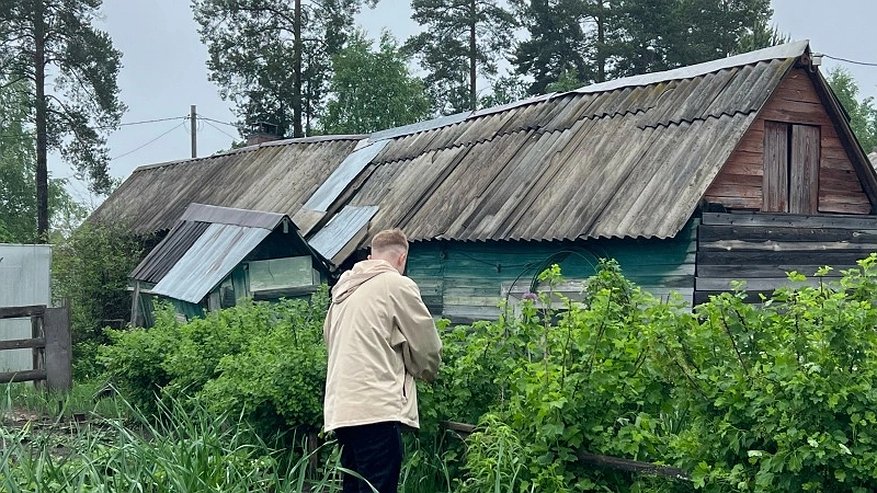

{"left": 405, "top": 0, "right": 516, "bottom": 114}
{"left": 0, "top": 0, "right": 124, "bottom": 240}
{"left": 514, "top": 0, "right": 774, "bottom": 95}
{"left": 193, "top": 0, "right": 370, "bottom": 138}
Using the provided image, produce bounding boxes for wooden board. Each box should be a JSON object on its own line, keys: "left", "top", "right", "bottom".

{"left": 704, "top": 68, "right": 871, "bottom": 214}
{"left": 790, "top": 124, "right": 820, "bottom": 214}
{"left": 695, "top": 212, "right": 877, "bottom": 304}
{"left": 763, "top": 121, "right": 789, "bottom": 212}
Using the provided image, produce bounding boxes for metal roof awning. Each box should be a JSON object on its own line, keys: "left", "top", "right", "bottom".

{"left": 151, "top": 223, "right": 271, "bottom": 304}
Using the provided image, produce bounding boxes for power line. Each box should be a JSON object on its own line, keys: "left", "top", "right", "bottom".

{"left": 102, "top": 115, "right": 189, "bottom": 129}
{"left": 198, "top": 115, "right": 240, "bottom": 128}
{"left": 202, "top": 119, "right": 239, "bottom": 141}
{"left": 110, "top": 121, "right": 187, "bottom": 161}
{"left": 0, "top": 116, "right": 188, "bottom": 137}
{"left": 819, "top": 53, "right": 877, "bottom": 68}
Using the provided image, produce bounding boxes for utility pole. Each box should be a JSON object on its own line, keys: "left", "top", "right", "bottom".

{"left": 190, "top": 105, "right": 197, "bottom": 158}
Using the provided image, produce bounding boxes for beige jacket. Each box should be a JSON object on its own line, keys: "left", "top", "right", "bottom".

{"left": 323, "top": 260, "right": 442, "bottom": 432}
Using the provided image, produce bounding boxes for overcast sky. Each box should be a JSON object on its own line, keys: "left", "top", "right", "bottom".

{"left": 58, "top": 0, "right": 877, "bottom": 207}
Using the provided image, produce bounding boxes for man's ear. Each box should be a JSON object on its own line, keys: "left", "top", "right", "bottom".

{"left": 367, "top": 254, "right": 372, "bottom": 260}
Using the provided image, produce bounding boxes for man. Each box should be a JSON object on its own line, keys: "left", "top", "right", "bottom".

{"left": 323, "top": 228, "right": 442, "bottom": 493}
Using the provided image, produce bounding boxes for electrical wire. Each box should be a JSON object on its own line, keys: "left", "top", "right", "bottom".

{"left": 202, "top": 119, "right": 239, "bottom": 141}
{"left": 198, "top": 115, "right": 239, "bottom": 128}
{"left": 100, "top": 115, "right": 189, "bottom": 129}
{"left": 0, "top": 116, "right": 188, "bottom": 138}
{"left": 819, "top": 53, "right": 877, "bottom": 68}
{"left": 110, "top": 121, "right": 187, "bottom": 161}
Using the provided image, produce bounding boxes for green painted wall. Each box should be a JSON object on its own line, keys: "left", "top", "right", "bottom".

{"left": 406, "top": 219, "right": 698, "bottom": 321}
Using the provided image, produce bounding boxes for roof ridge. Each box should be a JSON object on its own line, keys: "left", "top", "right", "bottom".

{"left": 569, "top": 40, "right": 809, "bottom": 96}
{"left": 355, "top": 41, "right": 809, "bottom": 146}
{"left": 131, "top": 135, "right": 366, "bottom": 173}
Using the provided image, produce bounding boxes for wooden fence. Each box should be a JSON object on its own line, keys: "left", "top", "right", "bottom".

{"left": 0, "top": 304, "right": 72, "bottom": 392}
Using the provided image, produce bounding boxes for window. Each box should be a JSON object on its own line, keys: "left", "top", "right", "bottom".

{"left": 247, "top": 256, "right": 320, "bottom": 298}
{"left": 763, "top": 121, "right": 820, "bottom": 214}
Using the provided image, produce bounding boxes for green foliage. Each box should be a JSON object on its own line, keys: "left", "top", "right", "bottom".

{"left": 478, "top": 75, "right": 530, "bottom": 108}
{"left": 404, "top": 0, "right": 516, "bottom": 113}
{"left": 0, "top": 397, "right": 347, "bottom": 492}
{"left": 0, "top": 81, "right": 87, "bottom": 243}
{"left": 513, "top": 0, "right": 774, "bottom": 94}
{"left": 828, "top": 68, "right": 877, "bottom": 154}
{"left": 100, "top": 289, "right": 330, "bottom": 436}
{"left": 423, "top": 257, "right": 877, "bottom": 491}
{"left": 53, "top": 222, "right": 145, "bottom": 380}
{"left": 198, "top": 293, "right": 329, "bottom": 434}
{"left": 0, "top": 0, "right": 124, "bottom": 197}
{"left": 545, "top": 70, "right": 585, "bottom": 93}
{"left": 192, "top": 0, "right": 373, "bottom": 137}
{"left": 320, "top": 31, "right": 431, "bottom": 134}
{"left": 96, "top": 255, "right": 877, "bottom": 491}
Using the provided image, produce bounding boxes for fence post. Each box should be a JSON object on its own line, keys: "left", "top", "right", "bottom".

{"left": 44, "top": 305, "right": 72, "bottom": 392}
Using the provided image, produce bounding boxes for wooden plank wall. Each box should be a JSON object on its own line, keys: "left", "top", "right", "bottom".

{"left": 703, "top": 68, "right": 870, "bottom": 214}
{"left": 695, "top": 212, "right": 877, "bottom": 303}
{"left": 406, "top": 220, "right": 698, "bottom": 322}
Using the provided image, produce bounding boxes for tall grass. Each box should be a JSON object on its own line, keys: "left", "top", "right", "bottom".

{"left": 0, "top": 394, "right": 349, "bottom": 492}
{"left": 1, "top": 381, "right": 127, "bottom": 421}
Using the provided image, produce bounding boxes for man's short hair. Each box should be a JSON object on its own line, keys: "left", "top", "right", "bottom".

{"left": 371, "top": 229, "right": 409, "bottom": 254}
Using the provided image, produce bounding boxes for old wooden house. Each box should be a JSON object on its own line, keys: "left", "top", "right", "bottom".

{"left": 128, "top": 203, "right": 330, "bottom": 324}
{"left": 93, "top": 41, "right": 877, "bottom": 322}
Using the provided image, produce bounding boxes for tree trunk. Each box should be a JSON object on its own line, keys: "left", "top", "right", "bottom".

{"left": 468, "top": 0, "right": 477, "bottom": 111}
{"left": 292, "top": 0, "right": 303, "bottom": 137}
{"left": 34, "top": 0, "right": 49, "bottom": 242}
{"left": 596, "top": 0, "right": 606, "bottom": 82}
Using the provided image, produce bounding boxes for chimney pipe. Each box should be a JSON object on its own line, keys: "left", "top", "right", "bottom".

{"left": 246, "top": 121, "right": 283, "bottom": 146}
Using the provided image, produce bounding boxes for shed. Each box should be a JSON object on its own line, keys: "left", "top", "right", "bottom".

{"left": 129, "top": 203, "right": 330, "bottom": 324}
{"left": 94, "top": 41, "right": 877, "bottom": 322}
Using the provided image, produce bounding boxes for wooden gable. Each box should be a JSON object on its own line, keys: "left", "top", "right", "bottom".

{"left": 704, "top": 68, "right": 872, "bottom": 214}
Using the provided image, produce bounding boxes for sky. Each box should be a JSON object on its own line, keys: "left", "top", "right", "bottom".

{"left": 57, "top": 0, "right": 877, "bottom": 207}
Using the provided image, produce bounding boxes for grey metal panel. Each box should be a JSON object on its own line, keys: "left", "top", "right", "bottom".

{"left": 130, "top": 221, "right": 210, "bottom": 283}
{"left": 308, "top": 206, "right": 379, "bottom": 260}
{"left": 180, "top": 203, "right": 284, "bottom": 229}
{"left": 0, "top": 244, "right": 51, "bottom": 372}
{"left": 303, "top": 140, "right": 389, "bottom": 212}
{"left": 368, "top": 112, "right": 471, "bottom": 142}
{"left": 152, "top": 224, "right": 272, "bottom": 304}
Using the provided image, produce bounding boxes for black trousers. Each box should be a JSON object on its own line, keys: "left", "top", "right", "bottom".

{"left": 335, "top": 421, "right": 403, "bottom": 493}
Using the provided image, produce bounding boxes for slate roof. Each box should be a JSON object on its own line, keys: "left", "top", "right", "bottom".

{"left": 95, "top": 41, "right": 873, "bottom": 264}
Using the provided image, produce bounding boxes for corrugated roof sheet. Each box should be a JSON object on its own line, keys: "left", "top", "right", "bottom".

{"left": 98, "top": 41, "right": 842, "bottom": 263}
{"left": 152, "top": 223, "right": 271, "bottom": 304}
{"left": 180, "top": 203, "right": 286, "bottom": 229}
{"left": 130, "top": 221, "right": 211, "bottom": 284}
{"left": 308, "top": 205, "right": 380, "bottom": 262}
{"left": 91, "top": 137, "right": 361, "bottom": 235}
{"left": 130, "top": 203, "right": 288, "bottom": 287}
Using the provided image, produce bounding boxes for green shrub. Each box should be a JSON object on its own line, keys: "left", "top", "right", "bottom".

{"left": 53, "top": 222, "right": 147, "bottom": 380}
{"left": 427, "top": 256, "right": 877, "bottom": 492}
{"left": 100, "top": 306, "right": 182, "bottom": 413}
{"left": 100, "top": 288, "right": 330, "bottom": 432}
{"left": 198, "top": 294, "right": 329, "bottom": 435}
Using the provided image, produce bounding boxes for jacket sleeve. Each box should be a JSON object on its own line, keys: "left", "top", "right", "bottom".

{"left": 392, "top": 277, "right": 442, "bottom": 382}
